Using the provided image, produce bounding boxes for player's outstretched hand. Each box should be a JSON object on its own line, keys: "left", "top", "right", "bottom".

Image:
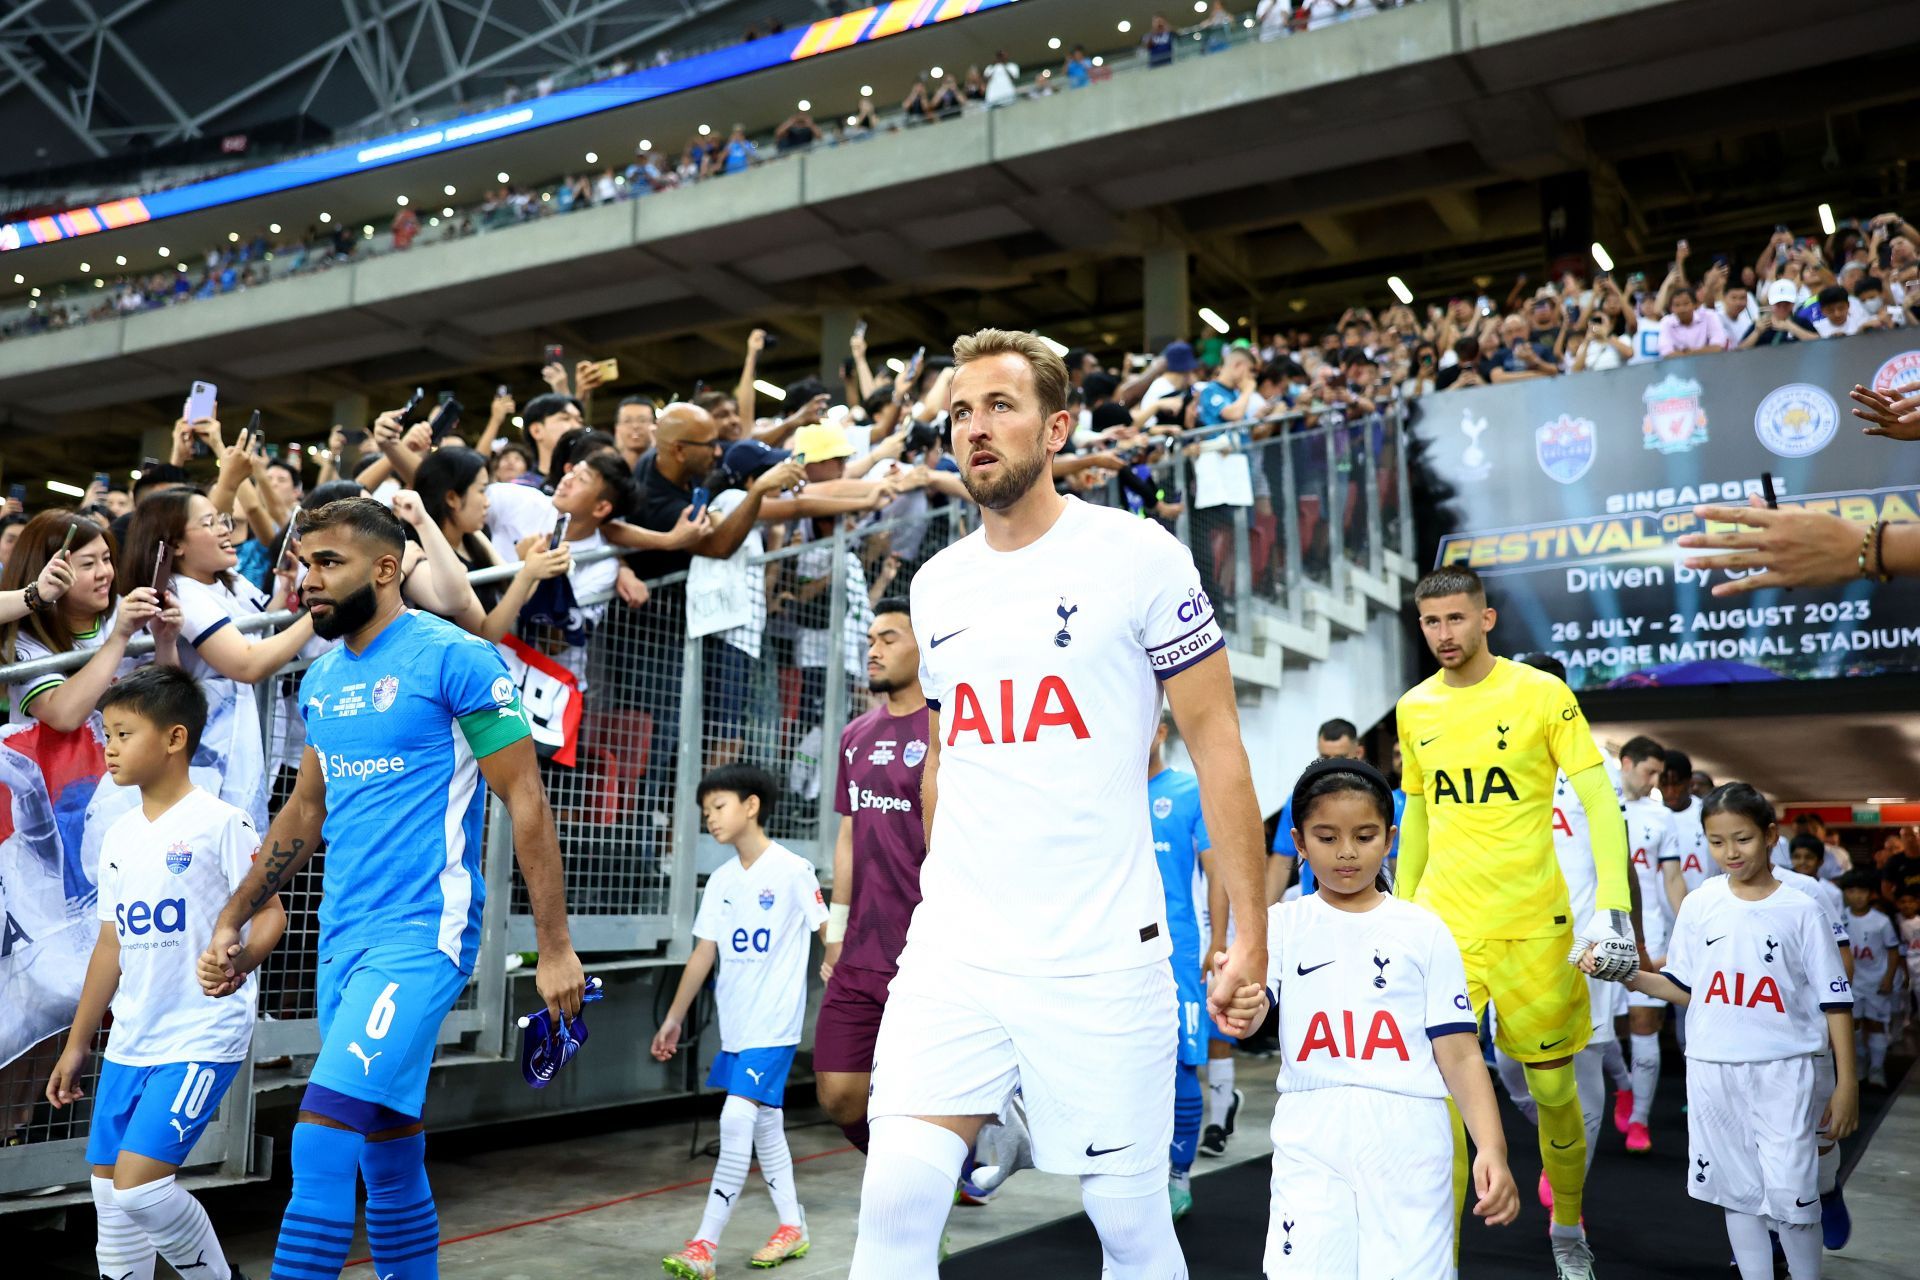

{"left": 1470, "top": 1149, "right": 1520, "bottom": 1226}
{"left": 199, "top": 922, "right": 245, "bottom": 998}
{"left": 1849, "top": 381, "right": 1920, "bottom": 440}
{"left": 1207, "top": 944, "right": 1269, "bottom": 1037}
{"left": 1821, "top": 1078, "right": 1860, "bottom": 1142}
{"left": 1677, "top": 497, "right": 1861, "bottom": 595}
{"left": 538, "top": 945, "right": 586, "bottom": 1020}
{"left": 45, "top": 1044, "right": 88, "bottom": 1109}
{"left": 650, "top": 1016, "right": 683, "bottom": 1062}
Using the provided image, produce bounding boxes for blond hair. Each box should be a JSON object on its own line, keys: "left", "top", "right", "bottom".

{"left": 951, "top": 328, "right": 1070, "bottom": 419}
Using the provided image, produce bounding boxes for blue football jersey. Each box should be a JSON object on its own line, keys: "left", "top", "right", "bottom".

{"left": 299, "top": 611, "right": 530, "bottom": 971}
{"left": 1150, "top": 767, "right": 1211, "bottom": 968}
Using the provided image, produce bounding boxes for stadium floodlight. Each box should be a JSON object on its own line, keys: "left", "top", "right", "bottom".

{"left": 860, "top": 85, "right": 873, "bottom": 98}
{"left": 1387, "top": 276, "right": 1413, "bottom": 306}
{"left": 115, "top": 254, "right": 127, "bottom": 265}
{"left": 497, "top": 171, "right": 510, "bottom": 182}
{"left": 444, "top": 184, "right": 456, "bottom": 196}
{"left": 797, "top": 100, "right": 810, "bottom": 112}
{"left": 9, "top": 273, "right": 20, "bottom": 284}
{"left": 130, "top": 469, "right": 143, "bottom": 480}
{"left": 930, "top": 65, "right": 944, "bottom": 79}
{"left": 319, "top": 211, "right": 332, "bottom": 222}
{"left": 79, "top": 262, "right": 89, "bottom": 272}
{"left": 1092, "top": 56, "right": 1105, "bottom": 67}
{"left": 1194, "top": 1, "right": 1206, "bottom": 11}
{"left": 639, "top": 139, "right": 653, "bottom": 151}
{"left": 1197, "top": 308, "right": 1230, "bottom": 336}
{"left": 443, "top": 207, "right": 454, "bottom": 218}
{"left": 228, "top": 231, "right": 240, "bottom": 242}
{"left": 429, "top": 217, "right": 440, "bottom": 227}
{"left": 396, "top": 195, "right": 409, "bottom": 206}
{"left": 1048, "top": 37, "right": 1061, "bottom": 49}
{"left": 362, "top": 224, "right": 374, "bottom": 236}
{"left": 95, "top": 278, "right": 104, "bottom": 287}
{"left": 1818, "top": 203, "right": 1836, "bottom": 235}
{"left": 268, "top": 223, "right": 280, "bottom": 234}
{"left": 1118, "top": 20, "right": 1132, "bottom": 33}
{"left": 755, "top": 379, "right": 787, "bottom": 401}
{"left": 177, "top": 263, "right": 187, "bottom": 272}
{"left": 157, "top": 246, "right": 170, "bottom": 258}
{"left": 47, "top": 480, "right": 85, "bottom": 498}
{"left": 698, "top": 124, "right": 712, "bottom": 136}
{"left": 512, "top": 416, "right": 525, "bottom": 427}
{"left": 1591, "top": 242, "right": 1614, "bottom": 272}
{"left": 1034, "top": 333, "right": 1070, "bottom": 357}
{"left": 29, "top": 287, "right": 39, "bottom": 297}
{"left": 585, "top": 151, "right": 598, "bottom": 164}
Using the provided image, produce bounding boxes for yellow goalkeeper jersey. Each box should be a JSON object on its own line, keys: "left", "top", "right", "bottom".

{"left": 1397, "top": 656, "right": 1603, "bottom": 940}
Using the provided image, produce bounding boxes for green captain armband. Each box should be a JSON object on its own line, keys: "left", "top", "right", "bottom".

{"left": 457, "top": 690, "right": 532, "bottom": 759}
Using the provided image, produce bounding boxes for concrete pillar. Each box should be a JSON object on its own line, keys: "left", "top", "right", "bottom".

{"left": 818, "top": 306, "right": 858, "bottom": 387}
{"left": 1142, "top": 248, "right": 1190, "bottom": 353}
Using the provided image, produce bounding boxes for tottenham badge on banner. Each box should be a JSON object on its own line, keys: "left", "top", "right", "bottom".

{"left": 1641, "top": 374, "right": 1709, "bottom": 454}
{"left": 1534, "top": 415, "right": 1597, "bottom": 484}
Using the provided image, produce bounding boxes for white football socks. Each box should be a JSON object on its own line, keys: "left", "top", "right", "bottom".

{"left": 753, "top": 1104, "right": 803, "bottom": 1226}
{"left": 1205, "top": 1059, "right": 1235, "bottom": 1128}
{"left": 1630, "top": 1032, "right": 1661, "bottom": 1125}
{"left": 694, "top": 1094, "right": 758, "bottom": 1245}
{"left": 848, "top": 1116, "right": 967, "bottom": 1280}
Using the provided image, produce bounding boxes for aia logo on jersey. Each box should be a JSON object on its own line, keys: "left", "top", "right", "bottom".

{"left": 1552, "top": 807, "right": 1573, "bottom": 838}
{"left": 1297, "top": 1009, "right": 1410, "bottom": 1062}
{"left": 1631, "top": 846, "right": 1651, "bottom": 869}
{"left": 1681, "top": 853, "right": 1708, "bottom": 875}
{"left": 1431, "top": 767, "right": 1518, "bottom": 805}
{"left": 945, "top": 677, "right": 1089, "bottom": 746}
{"left": 165, "top": 841, "right": 193, "bottom": 875}
{"left": 1701, "top": 969, "right": 1785, "bottom": 1013}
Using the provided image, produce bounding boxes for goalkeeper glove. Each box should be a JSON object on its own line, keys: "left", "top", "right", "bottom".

{"left": 1569, "top": 910, "right": 1638, "bottom": 983}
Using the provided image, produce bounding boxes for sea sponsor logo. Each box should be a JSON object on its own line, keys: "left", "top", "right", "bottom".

{"left": 316, "top": 750, "right": 408, "bottom": 781}
{"left": 1642, "top": 374, "right": 1709, "bottom": 454}
{"left": 1534, "top": 415, "right": 1597, "bottom": 484}
{"left": 1753, "top": 384, "right": 1838, "bottom": 458}
{"left": 164, "top": 841, "right": 193, "bottom": 875}
{"left": 116, "top": 898, "right": 187, "bottom": 937}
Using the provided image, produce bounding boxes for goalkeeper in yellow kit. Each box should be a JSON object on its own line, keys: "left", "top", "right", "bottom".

{"left": 1395, "top": 567, "right": 1637, "bottom": 1280}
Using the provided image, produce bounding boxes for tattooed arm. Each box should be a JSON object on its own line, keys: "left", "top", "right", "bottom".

{"left": 201, "top": 745, "right": 327, "bottom": 997}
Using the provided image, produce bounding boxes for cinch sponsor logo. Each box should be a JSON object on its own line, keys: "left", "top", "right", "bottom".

{"left": 317, "top": 750, "right": 408, "bottom": 780}
{"left": 846, "top": 782, "right": 913, "bottom": 815}
{"left": 116, "top": 898, "right": 187, "bottom": 937}
{"left": 1176, "top": 587, "right": 1214, "bottom": 624}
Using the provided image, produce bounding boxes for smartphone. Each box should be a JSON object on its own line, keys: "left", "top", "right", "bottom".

{"left": 247, "top": 410, "right": 264, "bottom": 452}
{"left": 7, "top": 482, "right": 25, "bottom": 502}
{"left": 1712, "top": 253, "right": 1729, "bottom": 268}
{"left": 428, "top": 398, "right": 463, "bottom": 441}
{"left": 496, "top": 383, "right": 509, "bottom": 399}
{"left": 437, "top": 390, "right": 455, "bottom": 406}
{"left": 272, "top": 512, "right": 299, "bottom": 576}
{"left": 265, "top": 443, "right": 280, "bottom": 460}
{"left": 548, "top": 514, "right": 570, "bottom": 550}
{"left": 152, "top": 543, "right": 173, "bottom": 598}
{"left": 398, "top": 386, "right": 428, "bottom": 425}
{"left": 185, "top": 379, "right": 218, "bottom": 423}
{"left": 93, "top": 472, "right": 109, "bottom": 491}
{"left": 56, "top": 524, "right": 78, "bottom": 558}
{"left": 761, "top": 332, "right": 780, "bottom": 351}
{"left": 689, "top": 486, "right": 710, "bottom": 519}
{"left": 544, "top": 344, "right": 564, "bottom": 367}
{"left": 692, "top": 378, "right": 706, "bottom": 398}
{"left": 1761, "top": 472, "right": 1779, "bottom": 510}
{"left": 593, "top": 357, "right": 619, "bottom": 383}
{"left": 852, "top": 319, "right": 868, "bottom": 341}
{"left": 1879, "top": 241, "right": 1894, "bottom": 269}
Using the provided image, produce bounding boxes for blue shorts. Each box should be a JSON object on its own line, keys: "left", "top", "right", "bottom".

{"left": 310, "top": 944, "right": 468, "bottom": 1119}
{"left": 85, "top": 1058, "right": 243, "bottom": 1167}
{"left": 707, "top": 1045, "right": 796, "bottom": 1106}
{"left": 1173, "top": 963, "right": 1209, "bottom": 1066}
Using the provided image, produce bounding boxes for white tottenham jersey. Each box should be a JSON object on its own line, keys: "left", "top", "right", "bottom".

{"left": 910, "top": 497, "right": 1224, "bottom": 975}
{"left": 1672, "top": 795, "right": 1718, "bottom": 891}
{"left": 1625, "top": 796, "right": 1680, "bottom": 957}
{"left": 94, "top": 788, "right": 260, "bottom": 1066}
{"left": 1266, "top": 894, "right": 1476, "bottom": 1099}
{"left": 1548, "top": 745, "right": 1620, "bottom": 932}
{"left": 1664, "top": 877, "right": 1850, "bottom": 1063}
{"left": 1843, "top": 907, "right": 1902, "bottom": 992}
{"left": 692, "top": 843, "right": 828, "bottom": 1052}
{"left": 1775, "top": 867, "right": 1849, "bottom": 951}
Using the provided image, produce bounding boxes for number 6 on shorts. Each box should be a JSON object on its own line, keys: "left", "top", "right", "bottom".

{"left": 365, "top": 982, "right": 400, "bottom": 1040}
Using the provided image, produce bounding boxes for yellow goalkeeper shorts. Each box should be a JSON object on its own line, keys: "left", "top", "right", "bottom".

{"left": 1456, "top": 929, "right": 1592, "bottom": 1064}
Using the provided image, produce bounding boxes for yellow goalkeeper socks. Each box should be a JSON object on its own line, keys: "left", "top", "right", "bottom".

{"left": 1527, "top": 1060, "right": 1586, "bottom": 1228}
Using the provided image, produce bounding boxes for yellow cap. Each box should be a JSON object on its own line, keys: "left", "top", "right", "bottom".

{"left": 791, "top": 423, "right": 853, "bottom": 462}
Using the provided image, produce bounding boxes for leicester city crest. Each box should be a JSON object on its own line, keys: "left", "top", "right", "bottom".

{"left": 165, "top": 841, "right": 193, "bottom": 875}
{"left": 758, "top": 888, "right": 775, "bottom": 911}
{"left": 1641, "top": 374, "right": 1709, "bottom": 454}
{"left": 1533, "top": 415, "right": 1596, "bottom": 485}
{"left": 371, "top": 674, "right": 399, "bottom": 713}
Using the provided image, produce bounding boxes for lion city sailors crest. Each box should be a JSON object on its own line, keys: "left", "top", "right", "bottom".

{"left": 1642, "top": 373, "right": 1710, "bottom": 454}
{"left": 1534, "top": 414, "right": 1597, "bottom": 485}
{"left": 371, "top": 674, "right": 400, "bottom": 713}
{"left": 758, "top": 888, "right": 776, "bottom": 911}
{"left": 165, "top": 840, "right": 193, "bottom": 875}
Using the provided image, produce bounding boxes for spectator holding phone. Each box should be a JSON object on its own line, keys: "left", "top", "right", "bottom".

{"left": 1, "top": 512, "right": 179, "bottom": 729}
{"left": 121, "top": 489, "right": 313, "bottom": 827}
{"left": 1570, "top": 311, "right": 1630, "bottom": 372}
{"left": 411, "top": 447, "right": 571, "bottom": 643}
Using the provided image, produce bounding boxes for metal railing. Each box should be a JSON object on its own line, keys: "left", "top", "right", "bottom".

{"left": 0, "top": 406, "right": 1413, "bottom": 1199}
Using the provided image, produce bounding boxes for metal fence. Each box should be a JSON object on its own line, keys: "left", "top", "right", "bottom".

{"left": 0, "top": 404, "right": 1414, "bottom": 1199}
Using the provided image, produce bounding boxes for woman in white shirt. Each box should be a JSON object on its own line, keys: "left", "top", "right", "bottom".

{"left": 1570, "top": 311, "right": 1630, "bottom": 373}
{"left": 121, "top": 489, "right": 313, "bottom": 828}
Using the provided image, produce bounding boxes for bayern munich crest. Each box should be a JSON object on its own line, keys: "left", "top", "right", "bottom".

{"left": 165, "top": 841, "right": 193, "bottom": 875}
{"left": 1870, "top": 348, "right": 1920, "bottom": 396}
{"left": 371, "top": 674, "right": 399, "bottom": 712}
{"left": 1533, "top": 414, "right": 1596, "bottom": 484}
{"left": 1753, "top": 384, "right": 1838, "bottom": 458}
{"left": 1642, "top": 374, "right": 1709, "bottom": 454}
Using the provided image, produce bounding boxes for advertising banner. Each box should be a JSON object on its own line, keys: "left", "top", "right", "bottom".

{"left": 1410, "top": 329, "right": 1920, "bottom": 691}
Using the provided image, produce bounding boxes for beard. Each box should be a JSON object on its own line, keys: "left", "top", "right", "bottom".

{"left": 958, "top": 430, "right": 1050, "bottom": 511}
{"left": 310, "top": 579, "right": 380, "bottom": 640}
{"left": 868, "top": 673, "right": 901, "bottom": 694}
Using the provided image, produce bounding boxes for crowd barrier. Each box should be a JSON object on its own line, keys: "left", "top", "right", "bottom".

{"left": 0, "top": 404, "right": 1414, "bottom": 1200}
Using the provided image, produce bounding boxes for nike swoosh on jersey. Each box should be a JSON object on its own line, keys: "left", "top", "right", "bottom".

{"left": 1549, "top": 1138, "right": 1578, "bottom": 1150}
{"left": 1418, "top": 734, "right": 1441, "bottom": 746}
{"left": 1085, "top": 1142, "right": 1133, "bottom": 1157}
{"left": 930, "top": 628, "right": 968, "bottom": 648}
{"left": 1705, "top": 935, "right": 1726, "bottom": 945}
{"left": 1539, "top": 1036, "right": 1568, "bottom": 1051}
{"left": 1295, "top": 960, "right": 1336, "bottom": 976}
